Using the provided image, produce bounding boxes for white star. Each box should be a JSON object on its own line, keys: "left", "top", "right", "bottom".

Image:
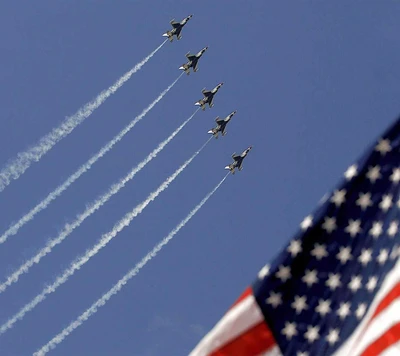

{"left": 292, "top": 295, "right": 308, "bottom": 314}
{"left": 388, "top": 221, "right": 399, "bottom": 237}
{"left": 379, "top": 195, "right": 393, "bottom": 212}
{"left": 375, "top": 138, "right": 392, "bottom": 156}
{"left": 258, "top": 264, "right": 270, "bottom": 279}
{"left": 377, "top": 249, "right": 389, "bottom": 265}
{"left": 301, "top": 215, "right": 313, "bottom": 230}
{"left": 326, "top": 273, "right": 342, "bottom": 290}
{"left": 359, "top": 248, "right": 373, "bottom": 266}
{"left": 366, "top": 276, "right": 378, "bottom": 292}
{"left": 282, "top": 322, "right": 297, "bottom": 340}
{"left": 356, "top": 303, "right": 367, "bottom": 319}
{"left": 302, "top": 269, "right": 318, "bottom": 287}
{"left": 337, "top": 302, "right": 351, "bottom": 320}
{"left": 266, "top": 291, "right": 282, "bottom": 308}
{"left": 390, "top": 168, "right": 400, "bottom": 184}
{"left": 344, "top": 164, "right": 358, "bottom": 180}
{"left": 326, "top": 328, "right": 340, "bottom": 345}
{"left": 391, "top": 245, "right": 400, "bottom": 260}
{"left": 276, "top": 265, "right": 291, "bottom": 282}
{"left": 287, "top": 240, "right": 302, "bottom": 257}
{"left": 316, "top": 299, "right": 331, "bottom": 317}
{"left": 348, "top": 275, "right": 362, "bottom": 293}
{"left": 356, "top": 192, "right": 373, "bottom": 211}
{"left": 304, "top": 325, "right": 320, "bottom": 343}
{"left": 322, "top": 217, "right": 337, "bottom": 234}
{"left": 366, "top": 166, "right": 382, "bottom": 183}
{"left": 337, "top": 246, "right": 353, "bottom": 264}
{"left": 345, "top": 219, "right": 362, "bottom": 237}
{"left": 330, "top": 189, "right": 346, "bottom": 207}
{"left": 369, "top": 221, "right": 383, "bottom": 238}
{"left": 311, "top": 243, "right": 328, "bottom": 260}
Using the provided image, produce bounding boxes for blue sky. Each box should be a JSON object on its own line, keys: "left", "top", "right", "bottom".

{"left": 0, "top": 1, "right": 400, "bottom": 355}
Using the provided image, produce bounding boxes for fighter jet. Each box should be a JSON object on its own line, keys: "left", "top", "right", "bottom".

{"left": 224, "top": 146, "right": 252, "bottom": 174}
{"left": 179, "top": 47, "right": 208, "bottom": 75}
{"left": 208, "top": 110, "right": 237, "bottom": 139}
{"left": 162, "top": 15, "right": 193, "bottom": 42}
{"left": 195, "top": 83, "right": 224, "bottom": 110}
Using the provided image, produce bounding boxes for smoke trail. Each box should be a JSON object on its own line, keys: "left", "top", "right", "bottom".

{"left": 0, "top": 73, "right": 184, "bottom": 246}
{"left": 34, "top": 173, "right": 229, "bottom": 355}
{"left": 0, "top": 40, "right": 167, "bottom": 193}
{"left": 0, "top": 108, "right": 199, "bottom": 294}
{"left": 0, "top": 138, "right": 212, "bottom": 335}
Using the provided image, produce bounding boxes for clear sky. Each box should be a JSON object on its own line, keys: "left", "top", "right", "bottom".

{"left": 0, "top": 1, "right": 400, "bottom": 355}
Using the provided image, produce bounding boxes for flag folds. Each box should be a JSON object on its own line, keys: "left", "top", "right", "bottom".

{"left": 190, "top": 117, "right": 400, "bottom": 356}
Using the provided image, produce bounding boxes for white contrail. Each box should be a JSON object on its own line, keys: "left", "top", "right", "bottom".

{"left": 0, "top": 40, "right": 167, "bottom": 193}
{"left": 34, "top": 173, "right": 229, "bottom": 356}
{"left": 0, "top": 73, "right": 183, "bottom": 246}
{"left": 0, "top": 137, "right": 212, "bottom": 336}
{"left": 0, "top": 108, "right": 199, "bottom": 294}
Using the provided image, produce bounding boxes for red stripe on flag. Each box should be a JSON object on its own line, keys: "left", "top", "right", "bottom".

{"left": 371, "top": 282, "right": 400, "bottom": 319}
{"left": 360, "top": 322, "right": 400, "bottom": 356}
{"left": 230, "top": 287, "right": 253, "bottom": 310}
{"left": 209, "top": 321, "right": 277, "bottom": 356}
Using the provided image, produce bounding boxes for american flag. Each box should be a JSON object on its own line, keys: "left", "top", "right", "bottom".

{"left": 189, "top": 117, "right": 400, "bottom": 356}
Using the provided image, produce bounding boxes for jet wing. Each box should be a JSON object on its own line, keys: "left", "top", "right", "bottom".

{"left": 175, "top": 28, "right": 182, "bottom": 37}
{"left": 232, "top": 154, "right": 241, "bottom": 161}
{"left": 216, "top": 118, "right": 225, "bottom": 125}
{"left": 238, "top": 161, "right": 244, "bottom": 170}
{"left": 202, "top": 89, "right": 212, "bottom": 97}
{"left": 186, "top": 54, "right": 196, "bottom": 61}
{"left": 170, "top": 20, "right": 180, "bottom": 28}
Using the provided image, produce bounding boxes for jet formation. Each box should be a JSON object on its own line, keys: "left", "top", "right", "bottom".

{"left": 163, "top": 15, "right": 252, "bottom": 175}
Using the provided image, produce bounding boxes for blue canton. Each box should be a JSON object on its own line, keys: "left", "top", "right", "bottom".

{"left": 252, "top": 118, "right": 400, "bottom": 355}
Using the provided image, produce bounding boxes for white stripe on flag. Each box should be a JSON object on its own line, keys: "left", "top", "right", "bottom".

{"left": 189, "top": 293, "right": 264, "bottom": 356}
{"left": 380, "top": 341, "right": 400, "bottom": 356}
{"left": 354, "top": 299, "right": 400, "bottom": 355}
{"left": 333, "top": 259, "right": 400, "bottom": 356}
{"left": 260, "top": 346, "right": 283, "bottom": 356}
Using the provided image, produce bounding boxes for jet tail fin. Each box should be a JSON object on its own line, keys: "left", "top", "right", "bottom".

{"left": 224, "top": 165, "right": 235, "bottom": 174}
{"left": 195, "top": 100, "right": 206, "bottom": 110}
{"left": 179, "top": 64, "right": 190, "bottom": 75}
{"left": 208, "top": 129, "right": 218, "bottom": 138}
{"left": 162, "top": 31, "right": 173, "bottom": 41}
